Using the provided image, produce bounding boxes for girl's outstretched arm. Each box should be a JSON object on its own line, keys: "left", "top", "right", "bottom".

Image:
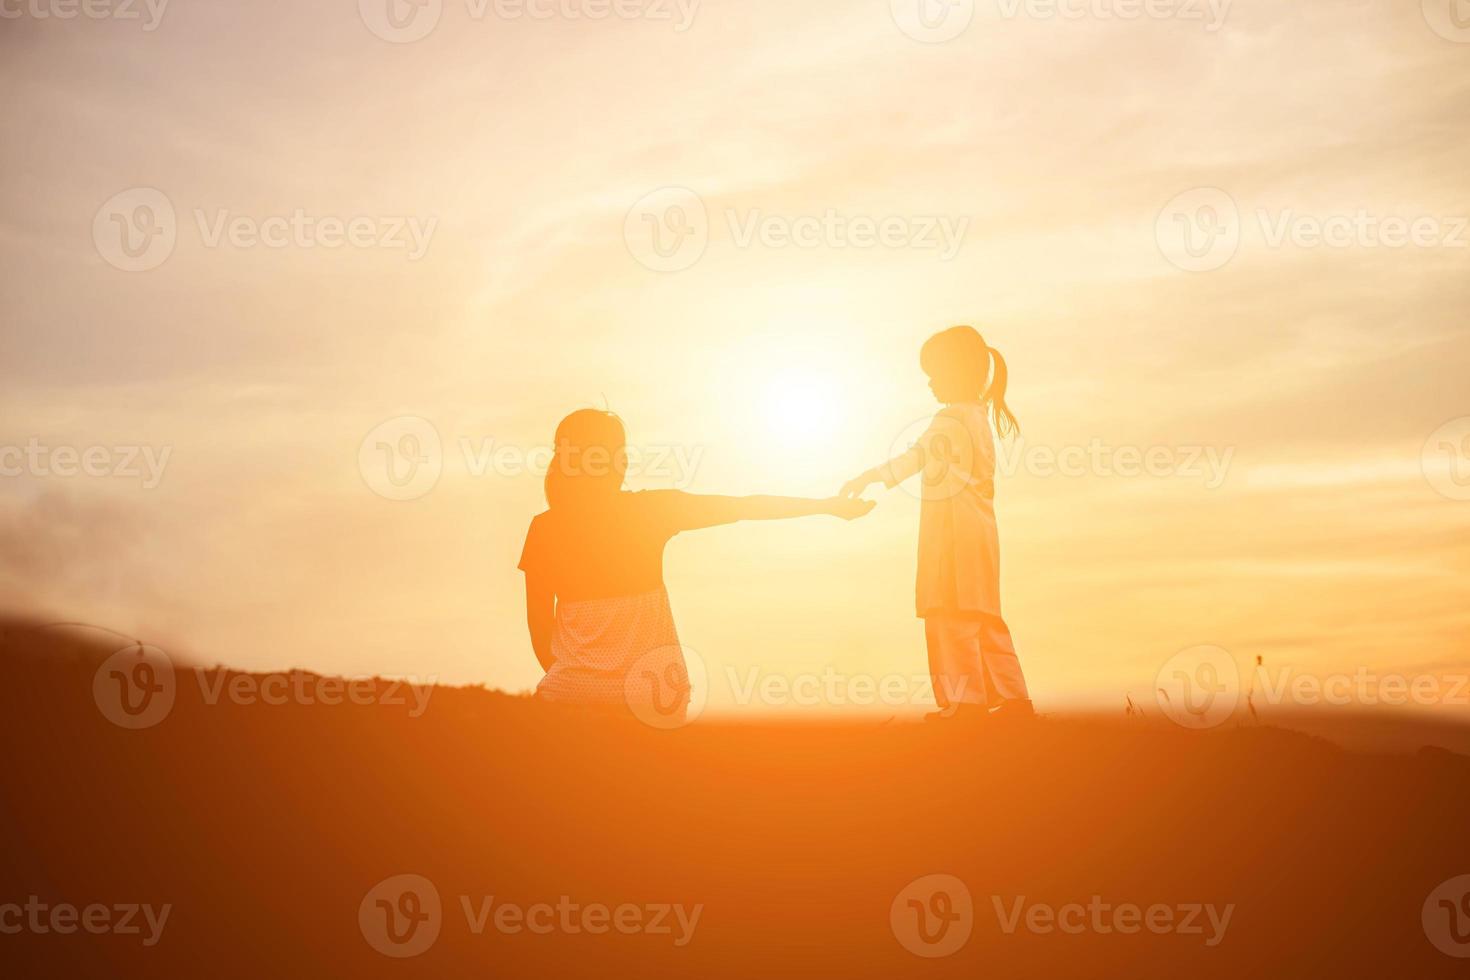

{"left": 841, "top": 445, "right": 925, "bottom": 498}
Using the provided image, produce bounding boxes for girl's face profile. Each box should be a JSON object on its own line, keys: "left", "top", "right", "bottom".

{"left": 926, "top": 371, "right": 969, "bottom": 405}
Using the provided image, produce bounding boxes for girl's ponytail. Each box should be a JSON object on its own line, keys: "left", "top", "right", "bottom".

{"left": 985, "top": 345, "right": 1019, "bottom": 439}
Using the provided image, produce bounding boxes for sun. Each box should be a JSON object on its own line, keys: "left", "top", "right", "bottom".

{"left": 761, "top": 373, "right": 843, "bottom": 446}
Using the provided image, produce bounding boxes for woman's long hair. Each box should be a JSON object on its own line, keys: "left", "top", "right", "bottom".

{"left": 919, "top": 325, "right": 1020, "bottom": 439}
{"left": 544, "top": 409, "right": 628, "bottom": 510}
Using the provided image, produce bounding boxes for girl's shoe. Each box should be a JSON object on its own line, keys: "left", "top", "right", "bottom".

{"left": 925, "top": 704, "right": 991, "bottom": 725}
{"left": 989, "top": 698, "right": 1036, "bottom": 721}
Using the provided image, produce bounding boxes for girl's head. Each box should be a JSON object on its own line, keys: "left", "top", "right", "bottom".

{"left": 545, "top": 408, "right": 628, "bottom": 509}
{"left": 919, "top": 325, "right": 1019, "bottom": 438}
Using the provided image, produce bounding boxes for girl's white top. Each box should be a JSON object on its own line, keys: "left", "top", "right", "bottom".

{"left": 878, "top": 401, "right": 1002, "bottom": 619}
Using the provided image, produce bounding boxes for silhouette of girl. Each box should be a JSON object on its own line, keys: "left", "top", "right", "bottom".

{"left": 841, "top": 326, "right": 1034, "bottom": 720}
{"left": 520, "top": 409, "right": 873, "bottom": 723}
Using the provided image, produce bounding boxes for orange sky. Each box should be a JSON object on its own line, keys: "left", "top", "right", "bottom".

{"left": 1, "top": 0, "right": 1467, "bottom": 714}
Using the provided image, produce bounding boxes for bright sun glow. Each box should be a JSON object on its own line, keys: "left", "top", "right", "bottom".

{"left": 761, "top": 373, "right": 842, "bottom": 446}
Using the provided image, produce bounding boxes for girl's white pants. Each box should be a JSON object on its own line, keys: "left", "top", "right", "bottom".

{"left": 924, "top": 615, "right": 1030, "bottom": 709}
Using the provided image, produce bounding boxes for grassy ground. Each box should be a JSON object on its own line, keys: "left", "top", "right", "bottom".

{"left": 3, "top": 622, "right": 1470, "bottom": 977}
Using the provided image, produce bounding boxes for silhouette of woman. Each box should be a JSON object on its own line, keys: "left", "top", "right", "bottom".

{"left": 520, "top": 409, "right": 873, "bottom": 723}
{"left": 841, "top": 326, "right": 1034, "bottom": 721}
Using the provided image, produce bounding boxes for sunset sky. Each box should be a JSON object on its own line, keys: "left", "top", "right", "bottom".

{"left": 2, "top": 0, "right": 1467, "bottom": 714}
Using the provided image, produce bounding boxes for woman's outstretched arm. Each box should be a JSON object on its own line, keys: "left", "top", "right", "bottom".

{"left": 524, "top": 572, "right": 556, "bottom": 672}
{"left": 667, "top": 493, "right": 874, "bottom": 531}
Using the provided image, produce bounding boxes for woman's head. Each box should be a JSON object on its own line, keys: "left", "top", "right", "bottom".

{"left": 919, "top": 325, "right": 1019, "bottom": 438}
{"left": 545, "top": 409, "right": 628, "bottom": 509}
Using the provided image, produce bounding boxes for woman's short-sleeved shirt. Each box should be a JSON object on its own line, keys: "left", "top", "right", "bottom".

{"left": 518, "top": 490, "right": 724, "bottom": 602}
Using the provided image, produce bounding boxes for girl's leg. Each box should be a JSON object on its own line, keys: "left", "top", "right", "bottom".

{"left": 924, "top": 617, "right": 988, "bottom": 711}
{"left": 978, "top": 616, "right": 1030, "bottom": 702}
